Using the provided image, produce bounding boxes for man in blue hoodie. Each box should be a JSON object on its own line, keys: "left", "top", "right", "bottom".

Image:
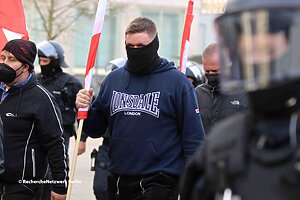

{"left": 76, "top": 17, "right": 205, "bottom": 200}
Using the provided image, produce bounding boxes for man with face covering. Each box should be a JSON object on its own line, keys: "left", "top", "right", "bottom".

{"left": 180, "top": 0, "right": 300, "bottom": 199}
{"left": 36, "top": 40, "right": 85, "bottom": 151}
{"left": 195, "top": 43, "right": 248, "bottom": 133}
{"left": 36, "top": 40, "right": 85, "bottom": 200}
{"left": 76, "top": 17, "right": 205, "bottom": 200}
{"left": 0, "top": 39, "right": 68, "bottom": 200}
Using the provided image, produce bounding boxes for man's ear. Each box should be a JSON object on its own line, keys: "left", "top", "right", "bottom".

{"left": 22, "top": 64, "right": 30, "bottom": 71}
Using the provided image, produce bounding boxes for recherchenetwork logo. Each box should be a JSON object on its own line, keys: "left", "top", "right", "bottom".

{"left": 18, "top": 179, "right": 82, "bottom": 184}
{"left": 110, "top": 90, "right": 160, "bottom": 118}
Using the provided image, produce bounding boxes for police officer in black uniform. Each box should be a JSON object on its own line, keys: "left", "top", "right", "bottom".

{"left": 37, "top": 40, "right": 85, "bottom": 149}
{"left": 37, "top": 41, "right": 85, "bottom": 199}
{"left": 180, "top": 0, "right": 300, "bottom": 199}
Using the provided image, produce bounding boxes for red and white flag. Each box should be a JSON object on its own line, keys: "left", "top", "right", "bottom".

{"left": 77, "top": 0, "right": 108, "bottom": 119}
{"left": 179, "top": 0, "right": 194, "bottom": 74}
{"left": 0, "top": 0, "right": 28, "bottom": 49}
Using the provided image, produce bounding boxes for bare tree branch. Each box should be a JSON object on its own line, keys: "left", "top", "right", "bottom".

{"left": 28, "top": 0, "right": 121, "bottom": 40}
{"left": 32, "top": 0, "right": 49, "bottom": 34}
{"left": 29, "top": 0, "right": 96, "bottom": 40}
{"left": 50, "top": 11, "right": 84, "bottom": 40}
{"left": 54, "top": 0, "right": 88, "bottom": 16}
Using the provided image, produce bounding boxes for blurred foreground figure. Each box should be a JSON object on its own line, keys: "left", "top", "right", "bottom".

{"left": 180, "top": 0, "right": 300, "bottom": 199}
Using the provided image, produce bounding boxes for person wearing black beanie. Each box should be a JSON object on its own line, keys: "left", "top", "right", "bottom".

{"left": 0, "top": 39, "right": 69, "bottom": 199}
{"left": 2, "top": 39, "right": 36, "bottom": 69}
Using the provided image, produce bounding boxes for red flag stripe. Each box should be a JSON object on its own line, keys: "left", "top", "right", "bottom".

{"left": 0, "top": 0, "right": 28, "bottom": 49}
{"left": 77, "top": 33, "right": 101, "bottom": 119}
{"left": 84, "top": 33, "right": 101, "bottom": 79}
{"left": 179, "top": 0, "right": 194, "bottom": 74}
{"left": 77, "top": 0, "right": 107, "bottom": 119}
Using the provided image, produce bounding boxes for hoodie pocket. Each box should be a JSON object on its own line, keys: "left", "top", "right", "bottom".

{"left": 31, "top": 149, "right": 36, "bottom": 177}
{"left": 109, "top": 137, "right": 160, "bottom": 174}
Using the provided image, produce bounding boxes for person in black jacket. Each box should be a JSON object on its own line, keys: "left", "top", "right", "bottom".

{"left": 195, "top": 43, "right": 248, "bottom": 133}
{"left": 36, "top": 40, "right": 85, "bottom": 150}
{"left": 180, "top": 0, "right": 300, "bottom": 199}
{"left": 36, "top": 40, "right": 85, "bottom": 200}
{"left": 0, "top": 39, "right": 68, "bottom": 200}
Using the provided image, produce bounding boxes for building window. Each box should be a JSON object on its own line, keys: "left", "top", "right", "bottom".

{"left": 97, "top": 15, "right": 117, "bottom": 67}
{"left": 73, "top": 14, "right": 117, "bottom": 68}
{"left": 142, "top": 11, "right": 181, "bottom": 62}
{"left": 73, "top": 16, "right": 92, "bottom": 68}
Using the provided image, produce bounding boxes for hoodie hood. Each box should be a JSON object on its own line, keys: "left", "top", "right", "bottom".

{"left": 152, "top": 58, "right": 176, "bottom": 74}
{"left": 124, "top": 58, "right": 176, "bottom": 75}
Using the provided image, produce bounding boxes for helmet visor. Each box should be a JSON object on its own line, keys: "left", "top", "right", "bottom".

{"left": 216, "top": 9, "right": 300, "bottom": 94}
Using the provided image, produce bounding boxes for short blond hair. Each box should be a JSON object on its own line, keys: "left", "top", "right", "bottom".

{"left": 125, "top": 17, "right": 157, "bottom": 39}
{"left": 202, "top": 43, "right": 218, "bottom": 60}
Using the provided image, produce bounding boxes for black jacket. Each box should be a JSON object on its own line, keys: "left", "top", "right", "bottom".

{"left": 180, "top": 112, "right": 300, "bottom": 200}
{"left": 0, "top": 75, "right": 69, "bottom": 194}
{"left": 195, "top": 83, "right": 248, "bottom": 133}
{"left": 37, "top": 72, "right": 83, "bottom": 127}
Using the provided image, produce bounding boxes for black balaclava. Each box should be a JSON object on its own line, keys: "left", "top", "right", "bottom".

{"left": 125, "top": 34, "right": 162, "bottom": 75}
{"left": 40, "top": 59, "right": 62, "bottom": 78}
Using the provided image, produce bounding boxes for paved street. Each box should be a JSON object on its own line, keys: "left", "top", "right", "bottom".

{"left": 68, "top": 137, "right": 103, "bottom": 200}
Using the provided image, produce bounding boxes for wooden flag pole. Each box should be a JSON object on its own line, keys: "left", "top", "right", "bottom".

{"left": 66, "top": 119, "right": 84, "bottom": 200}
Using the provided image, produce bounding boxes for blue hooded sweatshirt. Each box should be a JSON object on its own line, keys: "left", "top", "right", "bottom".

{"left": 83, "top": 58, "right": 205, "bottom": 176}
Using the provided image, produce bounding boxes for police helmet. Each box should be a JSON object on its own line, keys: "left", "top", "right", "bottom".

{"left": 185, "top": 61, "right": 206, "bottom": 87}
{"left": 37, "top": 40, "right": 68, "bottom": 68}
{"left": 215, "top": 0, "right": 300, "bottom": 94}
{"left": 105, "top": 57, "right": 127, "bottom": 73}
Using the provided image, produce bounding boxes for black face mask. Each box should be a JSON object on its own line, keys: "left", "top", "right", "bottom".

{"left": 0, "top": 63, "right": 23, "bottom": 83}
{"left": 126, "top": 35, "right": 161, "bottom": 75}
{"left": 206, "top": 74, "right": 220, "bottom": 88}
{"left": 40, "top": 59, "right": 61, "bottom": 77}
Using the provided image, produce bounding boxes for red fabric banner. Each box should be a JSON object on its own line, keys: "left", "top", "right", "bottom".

{"left": 179, "top": 0, "right": 194, "bottom": 74}
{"left": 0, "top": 0, "right": 28, "bottom": 49}
{"left": 77, "top": 0, "right": 107, "bottom": 119}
